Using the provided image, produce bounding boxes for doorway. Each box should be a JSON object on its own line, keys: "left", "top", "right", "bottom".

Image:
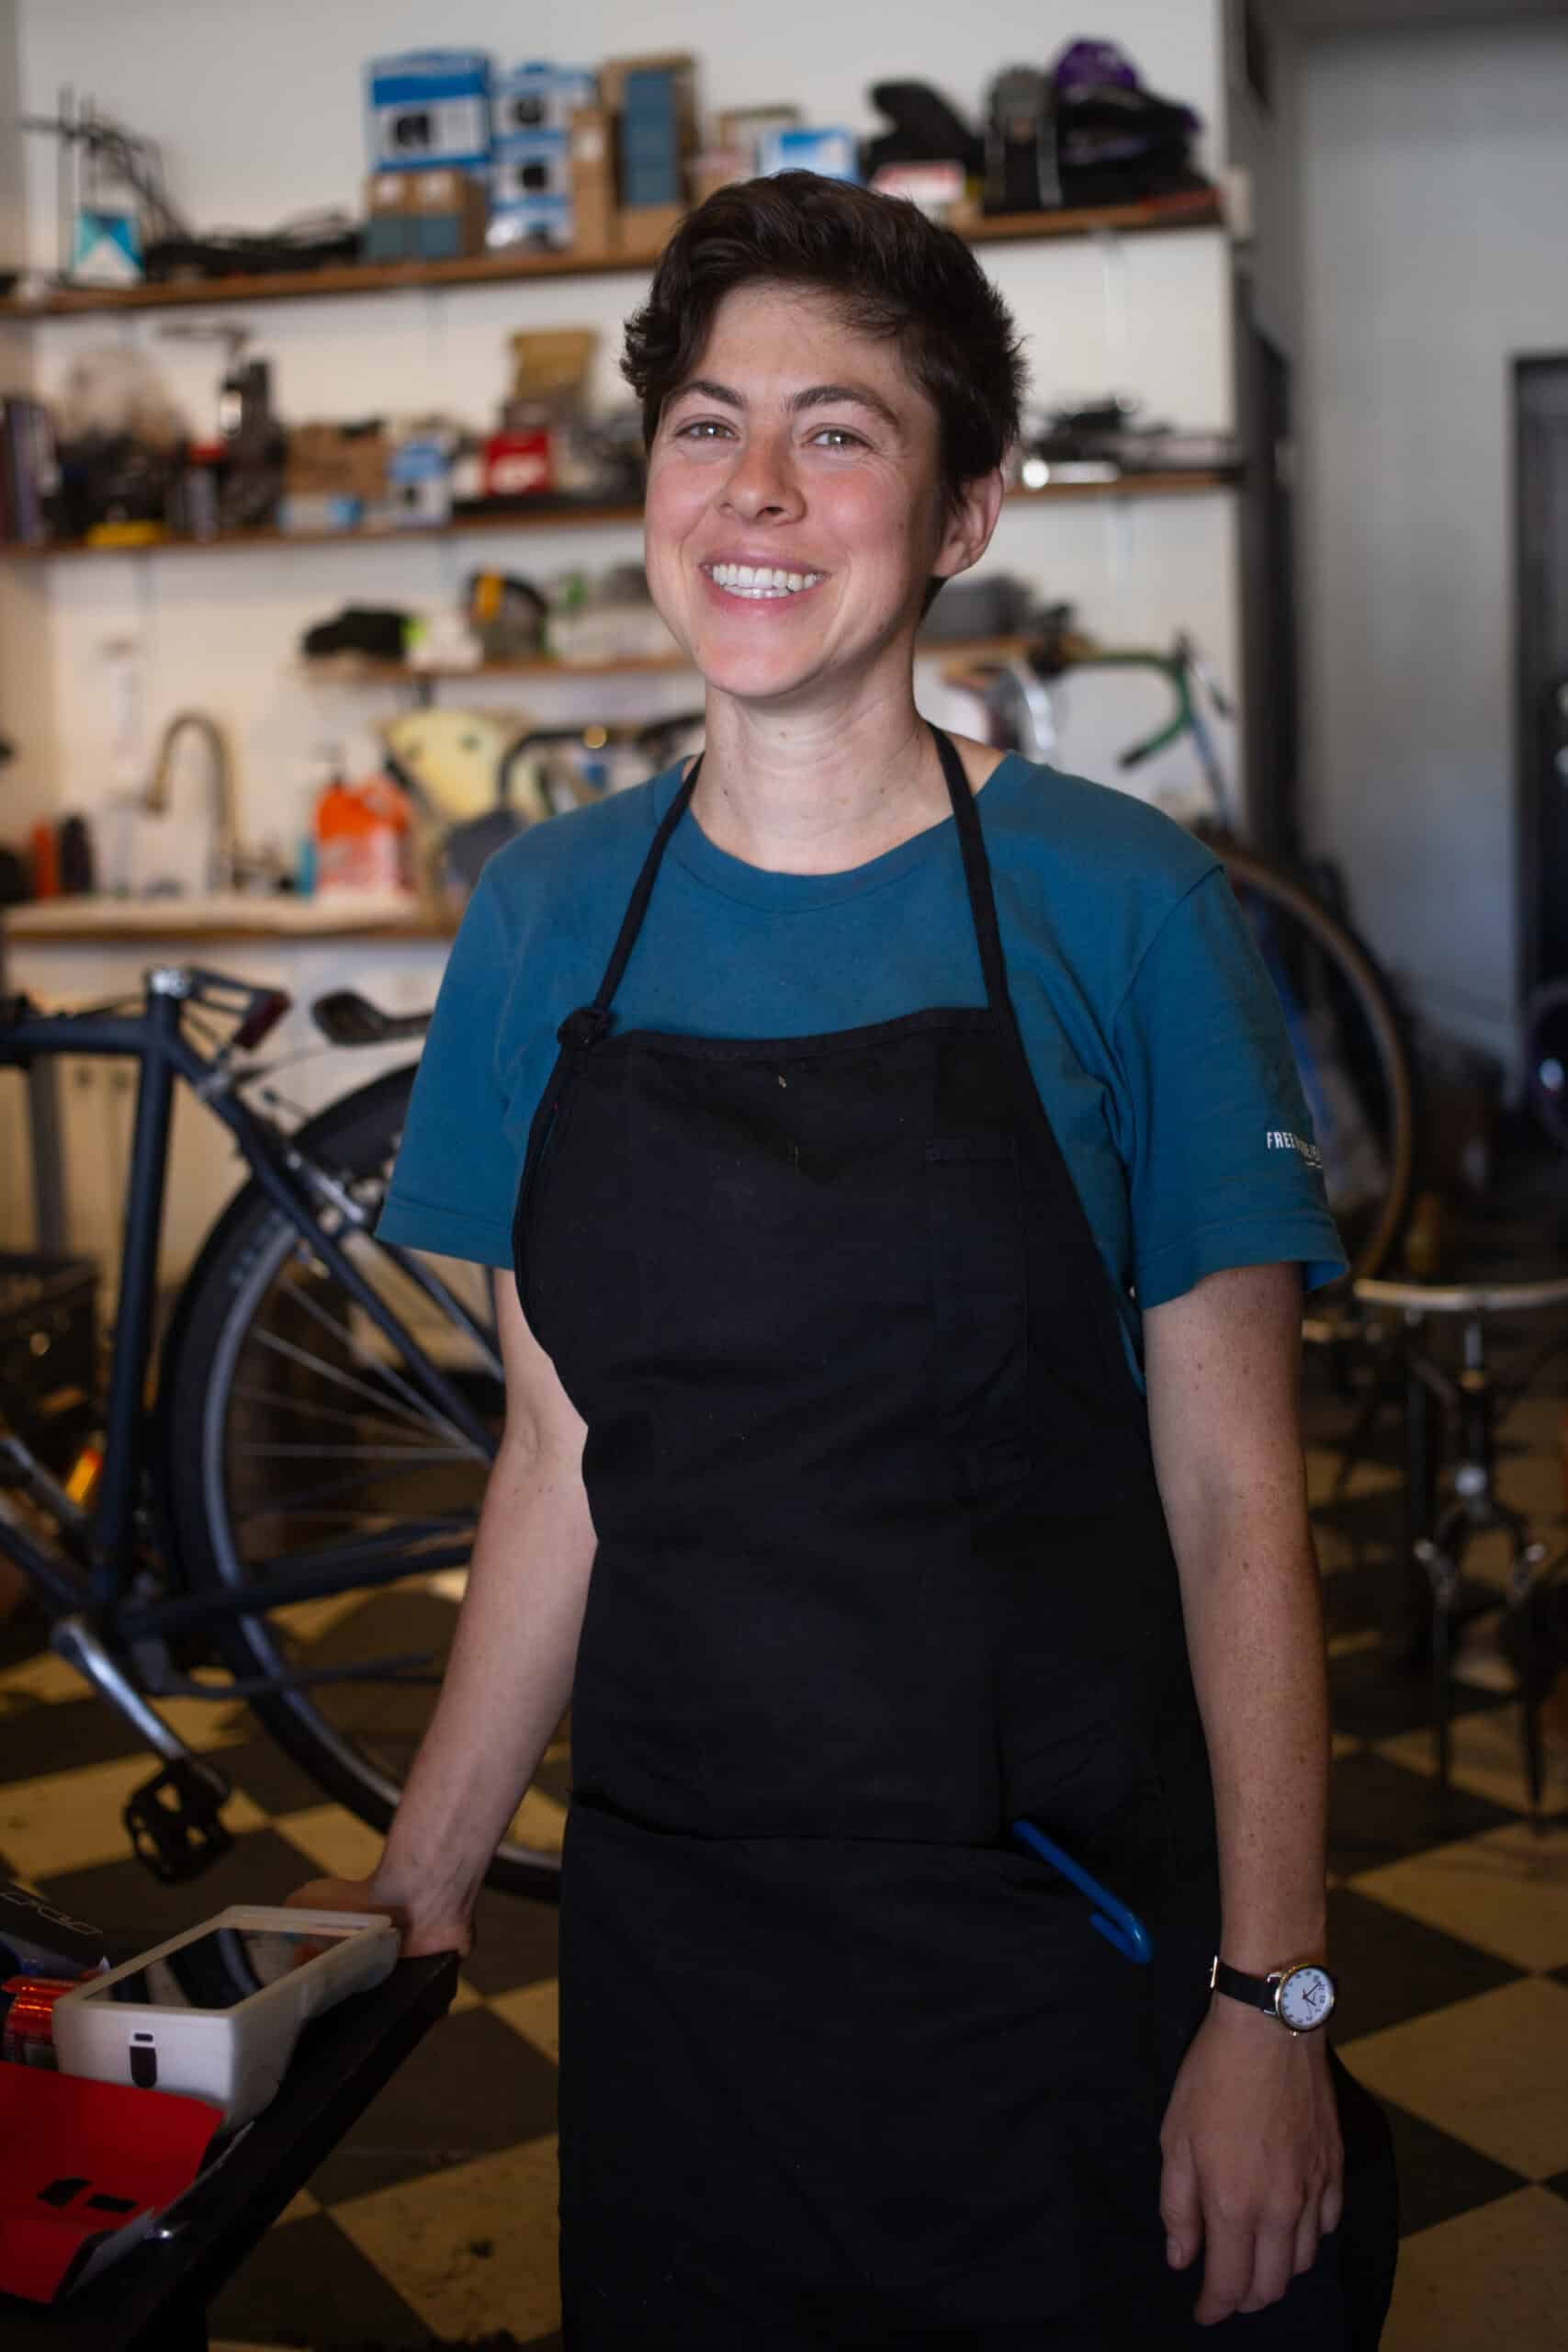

{"left": 1516, "top": 355, "right": 1568, "bottom": 1000}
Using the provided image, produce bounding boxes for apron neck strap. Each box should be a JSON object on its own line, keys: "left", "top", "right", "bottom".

{"left": 931, "top": 726, "right": 1012, "bottom": 1026}
{"left": 571, "top": 730, "right": 1008, "bottom": 1040}
{"left": 570, "top": 754, "right": 704, "bottom": 1042}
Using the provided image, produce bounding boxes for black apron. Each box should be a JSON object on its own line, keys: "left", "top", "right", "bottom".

{"left": 513, "top": 730, "right": 1363, "bottom": 2348}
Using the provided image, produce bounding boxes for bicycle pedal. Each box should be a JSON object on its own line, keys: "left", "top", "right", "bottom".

{"left": 123, "top": 1758, "right": 234, "bottom": 1885}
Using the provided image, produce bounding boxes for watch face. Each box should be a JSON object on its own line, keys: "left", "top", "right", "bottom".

{"left": 1276, "top": 1963, "right": 1336, "bottom": 2031}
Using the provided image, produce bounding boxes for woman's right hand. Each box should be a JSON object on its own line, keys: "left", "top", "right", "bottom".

{"left": 284, "top": 1874, "right": 473, "bottom": 1960}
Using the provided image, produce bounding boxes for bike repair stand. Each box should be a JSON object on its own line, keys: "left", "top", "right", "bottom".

{"left": 1353, "top": 1274, "right": 1568, "bottom": 1826}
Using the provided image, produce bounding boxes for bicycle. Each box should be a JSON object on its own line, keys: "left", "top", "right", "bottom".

{"left": 941, "top": 609, "right": 1416, "bottom": 1280}
{"left": 0, "top": 963, "right": 567, "bottom": 1900}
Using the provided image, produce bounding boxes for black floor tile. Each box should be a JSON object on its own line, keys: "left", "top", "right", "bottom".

{"left": 1372, "top": 2094, "right": 1529, "bottom": 2240}
{"left": 306, "top": 2004, "right": 558, "bottom": 2206}
{"left": 0, "top": 1690, "right": 147, "bottom": 1783}
{"left": 1327, "top": 1883, "right": 1524, "bottom": 2043}
{"left": 209, "top": 2208, "right": 438, "bottom": 2348}
{"left": 1328, "top": 1747, "right": 1520, "bottom": 1878}
{"left": 459, "top": 1882, "right": 561, "bottom": 1997}
{"left": 1544, "top": 2170, "right": 1568, "bottom": 2204}
{"left": 1328, "top": 1643, "right": 1509, "bottom": 1743}
{"left": 1321, "top": 1561, "right": 1398, "bottom": 1640}
{"left": 30, "top": 1825, "right": 333, "bottom": 1951}
{"left": 212, "top": 1727, "right": 336, "bottom": 1817}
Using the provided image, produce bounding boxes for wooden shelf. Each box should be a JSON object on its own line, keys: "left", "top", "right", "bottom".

{"left": 0, "top": 469, "right": 1240, "bottom": 565}
{"left": 306, "top": 634, "right": 1042, "bottom": 689}
{"left": 0, "top": 190, "right": 1224, "bottom": 322}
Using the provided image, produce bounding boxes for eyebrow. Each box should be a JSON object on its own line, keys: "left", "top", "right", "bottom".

{"left": 668, "top": 377, "right": 905, "bottom": 433}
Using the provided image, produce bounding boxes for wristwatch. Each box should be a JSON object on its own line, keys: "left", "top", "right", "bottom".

{"left": 1210, "top": 1954, "right": 1337, "bottom": 2034}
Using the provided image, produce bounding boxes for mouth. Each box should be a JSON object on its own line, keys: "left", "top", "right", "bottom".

{"left": 701, "top": 561, "right": 827, "bottom": 602}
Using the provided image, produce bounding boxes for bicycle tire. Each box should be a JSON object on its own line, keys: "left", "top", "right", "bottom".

{"left": 158, "top": 1065, "right": 564, "bottom": 1901}
{"left": 1216, "top": 842, "right": 1416, "bottom": 1281}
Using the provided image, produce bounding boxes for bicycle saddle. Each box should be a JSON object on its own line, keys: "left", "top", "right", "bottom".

{"left": 310, "top": 990, "right": 432, "bottom": 1048}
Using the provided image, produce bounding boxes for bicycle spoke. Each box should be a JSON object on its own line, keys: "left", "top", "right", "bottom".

{"left": 229, "top": 1383, "right": 448, "bottom": 1440}
{"left": 248, "top": 1324, "right": 468, "bottom": 1442}
{"left": 272, "top": 1270, "right": 484, "bottom": 1453}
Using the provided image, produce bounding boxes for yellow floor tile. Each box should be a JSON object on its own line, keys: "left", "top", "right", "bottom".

{"left": 1376, "top": 1707, "right": 1567, "bottom": 1819}
{"left": 0, "top": 1753, "right": 266, "bottom": 1879}
{"left": 1382, "top": 2187, "right": 1568, "bottom": 2352}
{"left": 449, "top": 1973, "right": 486, "bottom": 2014}
{"left": 332, "top": 2132, "right": 559, "bottom": 2343}
{"left": 272, "top": 1803, "right": 386, "bottom": 1883}
{"left": 1350, "top": 1818, "right": 1568, "bottom": 1973}
{"left": 0, "top": 1650, "right": 94, "bottom": 1705}
{"left": 490, "top": 1977, "right": 560, "bottom": 2064}
{"left": 1346, "top": 1978, "right": 1568, "bottom": 2181}
{"left": 276, "top": 2188, "right": 320, "bottom": 2224}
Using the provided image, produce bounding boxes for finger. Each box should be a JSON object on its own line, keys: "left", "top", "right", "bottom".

{"left": 1238, "top": 2215, "right": 1301, "bottom": 2315}
{"left": 1320, "top": 2169, "right": 1346, "bottom": 2240}
{"left": 1159, "top": 2141, "right": 1203, "bottom": 2272}
{"left": 1192, "top": 2214, "right": 1255, "bottom": 2327}
{"left": 1292, "top": 2199, "right": 1321, "bottom": 2278}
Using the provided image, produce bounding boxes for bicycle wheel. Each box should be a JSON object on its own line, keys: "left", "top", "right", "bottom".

{"left": 159, "top": 1066, "right": 566, "bottom": 1900}
{"left": 1217, "top": 844, "right": 1416, "bottom": 1281}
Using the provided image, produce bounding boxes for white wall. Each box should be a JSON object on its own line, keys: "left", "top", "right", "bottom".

{"left": 1299, "top": 19, "right": 1568, "bottom": 1065}
{"left": 0, "top": 0, "right": 1241, "bottom": 863}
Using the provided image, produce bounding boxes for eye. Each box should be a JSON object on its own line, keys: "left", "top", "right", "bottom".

{"left": 673, "top": 418, "right": 734, "bottom": 441}
{"left": 810, "top": 426, "right": 866, "bottom": 449}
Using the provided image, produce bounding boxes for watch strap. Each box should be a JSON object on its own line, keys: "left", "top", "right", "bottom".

{"left": 1210, "top": 1956, "right": 1281, "bottom": 2018}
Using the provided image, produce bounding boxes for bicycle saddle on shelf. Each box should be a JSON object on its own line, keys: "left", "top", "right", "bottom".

{"left": 310, "top": 990, "right": 432, "bottom": 1048}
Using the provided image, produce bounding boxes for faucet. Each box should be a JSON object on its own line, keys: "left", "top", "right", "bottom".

{"left": 141, "top": 710, "right": 238, "bottom": 893}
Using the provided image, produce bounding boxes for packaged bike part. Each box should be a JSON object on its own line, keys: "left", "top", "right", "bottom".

{"left": 0, "top": 1879, "right": 124, "bottom": 1982}
{"left": 2, "top": 1974, "right": 79, "bottom": 2065}
{"left": 0, "top": 2064, "right": 224, "bottom": 2302}
{"left": 52, "top": 1905, "right": 399, "bottom": 2128}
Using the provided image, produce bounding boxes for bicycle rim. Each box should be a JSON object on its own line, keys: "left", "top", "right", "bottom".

{"left": 1218, "top": 845, "right": 1416, "bottom": 1281}
{"left": 166, "top": 1077, "right": 566, "bottom": 1897}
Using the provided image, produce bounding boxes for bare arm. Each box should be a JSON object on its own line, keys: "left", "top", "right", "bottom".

{"left": 1143, "top": 1262, "right": 1342, "bottom": 2325}
{"left": 290, "top": 1272, "right": 596, "bottom": 1955}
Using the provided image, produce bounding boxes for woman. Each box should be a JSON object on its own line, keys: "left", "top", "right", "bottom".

{"left": 293, "top": 175, "right": 1380, "bottom": 2346}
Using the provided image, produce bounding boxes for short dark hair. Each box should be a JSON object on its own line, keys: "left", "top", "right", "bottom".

{"left": 622, "top": 172, "right": 1026, "bottom": 513}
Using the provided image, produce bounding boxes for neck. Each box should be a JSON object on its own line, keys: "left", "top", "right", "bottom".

{"left": 691, "top": 673, "right": 954, "bottom": 876}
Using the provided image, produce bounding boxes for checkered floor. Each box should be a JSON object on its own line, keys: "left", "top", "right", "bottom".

{"left": 4, "top": 1200, "right": 1568, "bottom": 2346}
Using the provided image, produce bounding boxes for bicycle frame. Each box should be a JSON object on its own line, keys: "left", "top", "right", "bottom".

{"left": 0, "top": 965, "right": 492, "bottom": 1659}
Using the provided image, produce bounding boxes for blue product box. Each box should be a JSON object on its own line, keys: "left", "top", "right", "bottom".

{"left": 367, "top": 49, "right": 492, "bottom": 174}
{"left": 487, "top": 196, "right": 573, "bottom": 254}
{"left": 493, "top": 62, "right": 597, "bottom": 139}
{"left": 491, "top": 129, "right": 570, "bottom": 206}
{"left": 759, "top": 126, "right": 861, "bottom": 183}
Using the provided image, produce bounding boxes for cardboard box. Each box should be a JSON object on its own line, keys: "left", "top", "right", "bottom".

{"left": 286, "top": 422, "right": 388, "bottom": 503}
{"left": 689, "top": 146, "right": 749, "bottom": 209}
{"left": 361, "top": 171, "right": 489, "bottom": 261}
{"left": 602, "top": 51, "right": 697, "bottom": 209}
{"left": 615, "top": 201, "right": 682, "bottom": 263}
{"left": 570, "top": 107, "right": 615, "bottom": 257}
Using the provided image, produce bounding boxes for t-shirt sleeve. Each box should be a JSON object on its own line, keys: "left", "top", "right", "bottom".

{"left": 1114, "top": 867, "right": 1348, "bottom": 1306}
{"left": 377, "top": 872, "right": 520, "bottom": 1267}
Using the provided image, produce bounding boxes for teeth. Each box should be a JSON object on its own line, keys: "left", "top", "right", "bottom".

{"left": 706, "top": 562, "right": 822, "bottom": 596}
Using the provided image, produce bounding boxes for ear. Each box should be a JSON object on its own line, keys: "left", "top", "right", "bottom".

{"left": 932, "top": 468, "right": 1006, "bottom": 585}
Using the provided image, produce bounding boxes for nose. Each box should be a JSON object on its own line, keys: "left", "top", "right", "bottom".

{"left": 719, "top": 427, "right": 804, "bottom": 524}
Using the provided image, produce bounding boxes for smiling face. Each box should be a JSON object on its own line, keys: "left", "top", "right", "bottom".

{"left": 643, "top": 282, "right": 996, "bottom": 710}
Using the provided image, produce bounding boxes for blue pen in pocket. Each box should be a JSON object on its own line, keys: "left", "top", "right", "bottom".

{"left": 1010, "top": 1819, "right": 1153, "bottom": 1964}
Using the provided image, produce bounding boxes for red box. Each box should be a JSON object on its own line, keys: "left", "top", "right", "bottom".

{"left": 483, "top": 431, "right": 553, "bottom": 498}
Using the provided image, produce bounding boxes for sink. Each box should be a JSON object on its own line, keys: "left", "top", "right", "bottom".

{"left": 6, "top": 891, "right": 427, "bottom": 936}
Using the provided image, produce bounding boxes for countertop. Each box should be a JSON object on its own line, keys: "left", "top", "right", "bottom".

{"left": 3, "top": 893, "right": 457, "bottom": 944}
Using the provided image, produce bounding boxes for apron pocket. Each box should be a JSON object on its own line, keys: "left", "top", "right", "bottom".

{"left": 925, "top": 1135, "right": 1032, "bottom": 1494}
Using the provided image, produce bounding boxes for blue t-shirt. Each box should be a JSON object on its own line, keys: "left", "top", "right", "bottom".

{"left": 379, "top": 753, "right": 1346, "bottom": 1371}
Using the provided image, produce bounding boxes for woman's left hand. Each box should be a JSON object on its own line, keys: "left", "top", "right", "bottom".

{"left": 1158, "top": 2000, "right": 1344, "bottom": 2326}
